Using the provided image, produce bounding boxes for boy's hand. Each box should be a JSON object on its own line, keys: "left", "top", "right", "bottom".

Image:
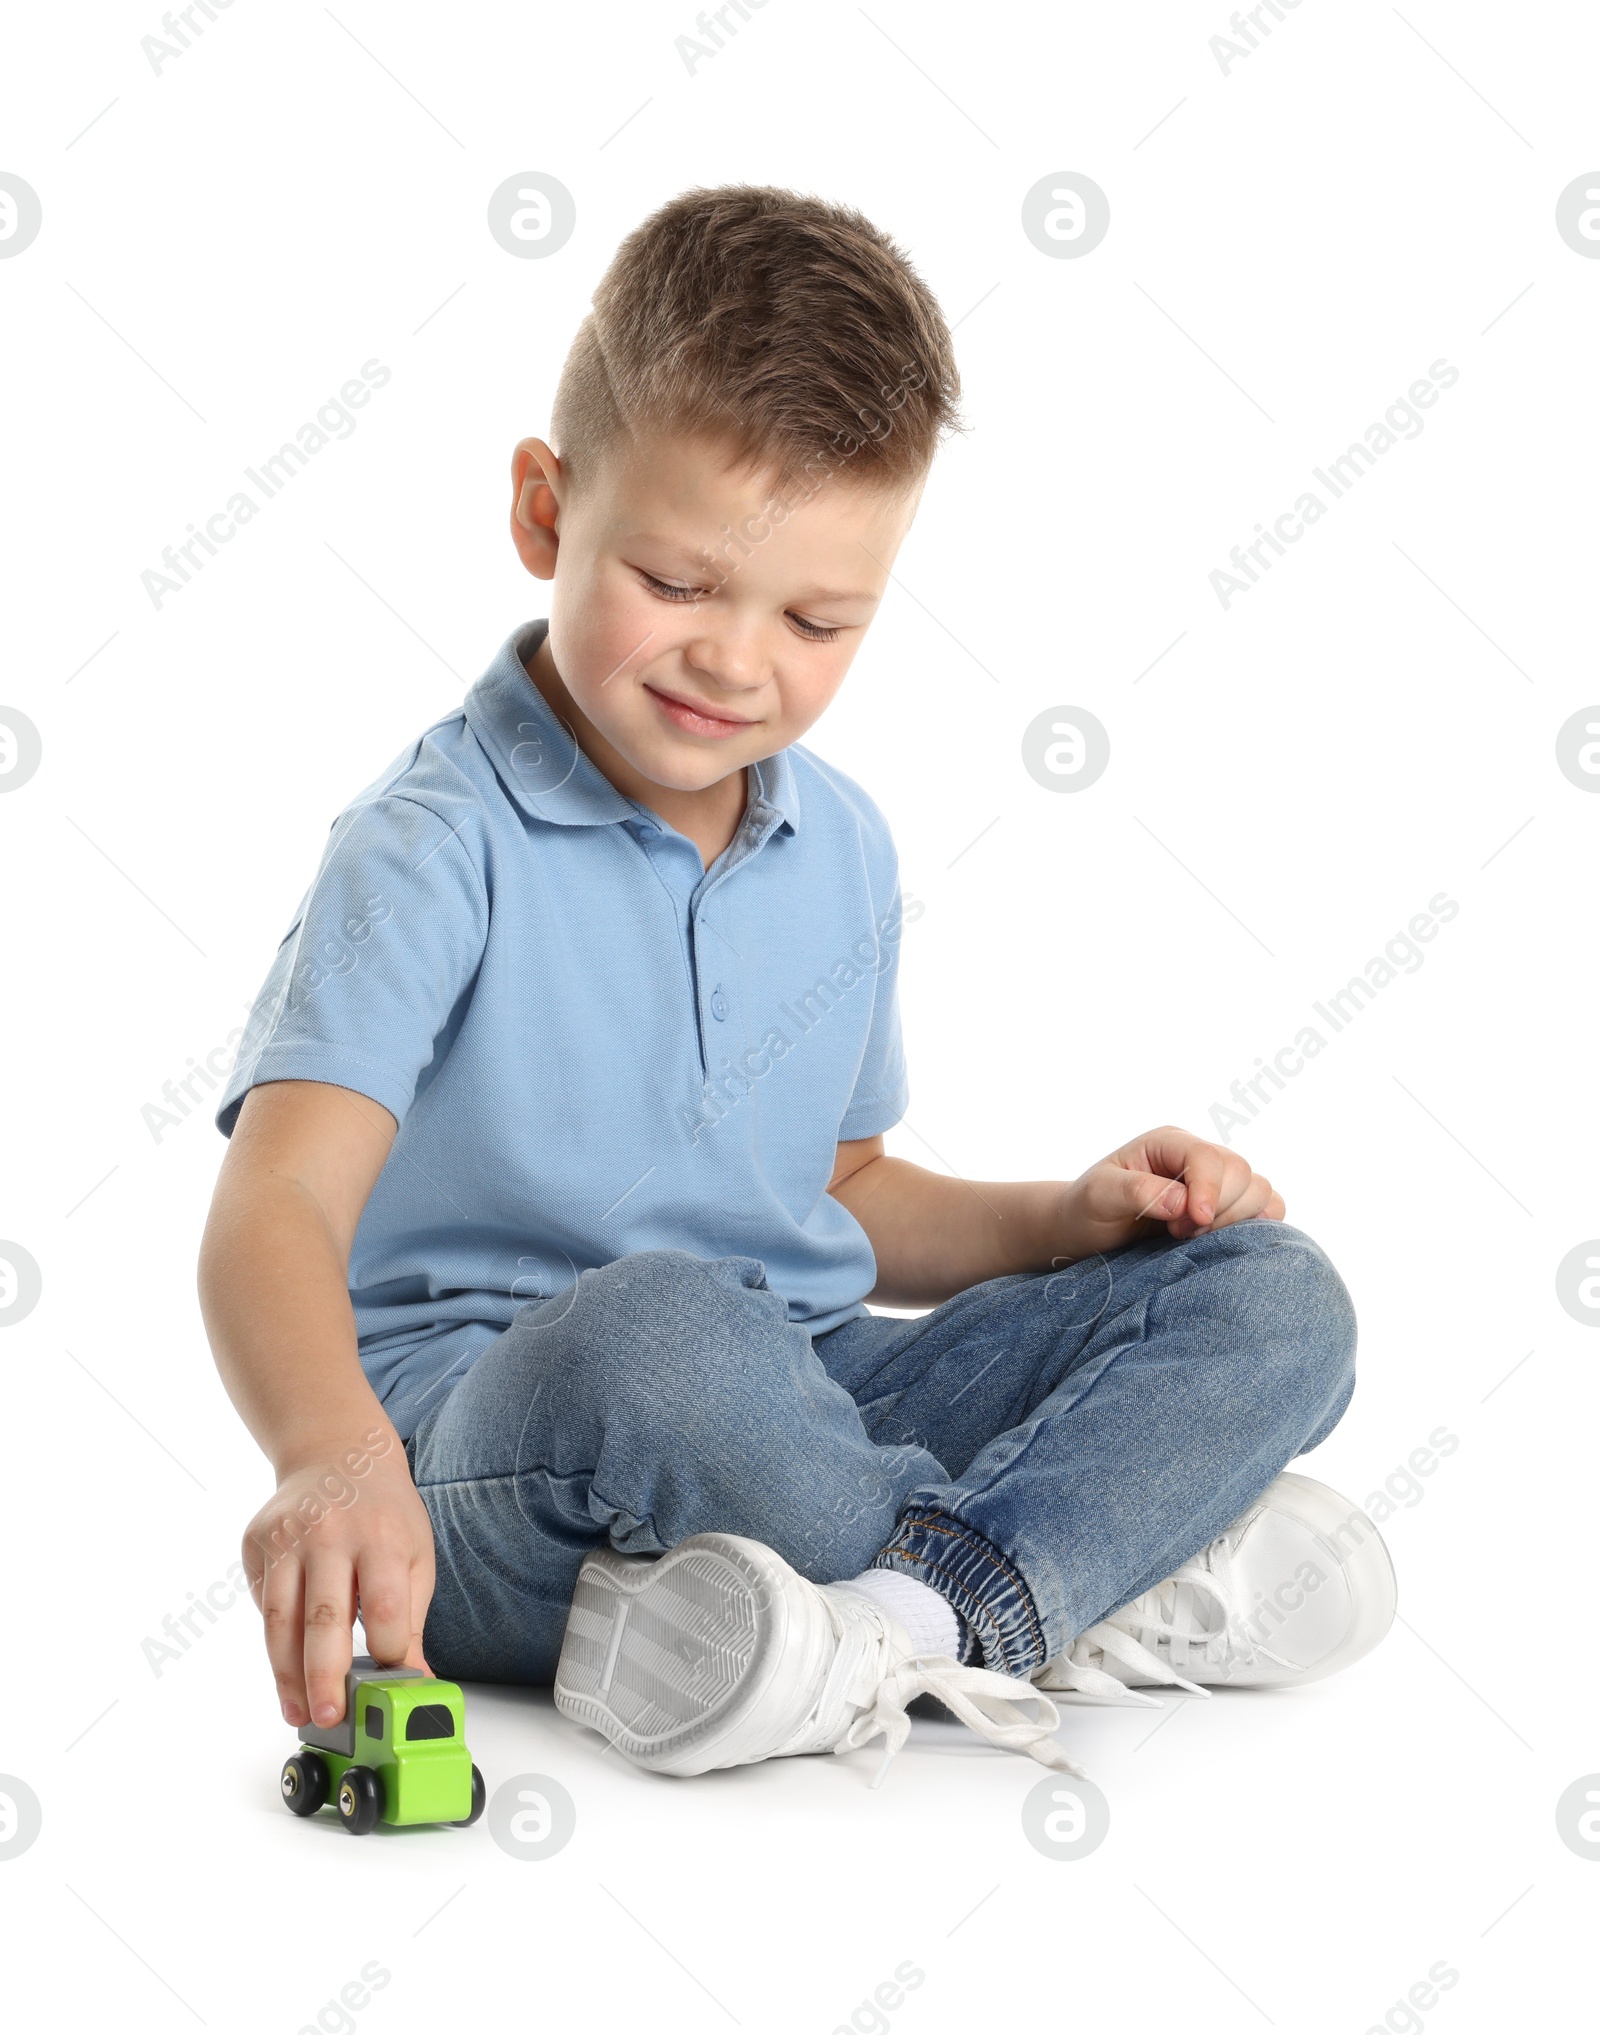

{"left": 1055, "top": 1125, "right": 1286, "bottom": 1260}
{"left": 241, "top": 1444, "right": 436, "bottom": 1731}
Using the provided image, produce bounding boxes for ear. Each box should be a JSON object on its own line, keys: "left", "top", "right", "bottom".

{"left": 510, "top": 437, "right": 562, "bottom": 580}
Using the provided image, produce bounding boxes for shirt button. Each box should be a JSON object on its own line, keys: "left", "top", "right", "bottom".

{"left": 710, "top": 988, "right": 728, "bottom": 1021}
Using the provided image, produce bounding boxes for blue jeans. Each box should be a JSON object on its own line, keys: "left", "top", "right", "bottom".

{"left": 405, "top": 1220, "right": 1356, "bottom": 1683}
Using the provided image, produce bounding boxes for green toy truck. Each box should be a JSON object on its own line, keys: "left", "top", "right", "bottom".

{"left": 280, "top": 1656, "right": 485, "bottom": 1835}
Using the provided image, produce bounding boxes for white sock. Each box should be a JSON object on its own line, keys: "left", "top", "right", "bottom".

{"left": 834, "top": 1568, "right": 964, "bottom": 1660}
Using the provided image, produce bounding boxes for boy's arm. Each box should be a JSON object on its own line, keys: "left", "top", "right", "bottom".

{"left": 198, "top": 1079, "right": 436, "bottom": 1732}
{"left": 828, "top": 1126, "right": 1287, "bottom": 1309}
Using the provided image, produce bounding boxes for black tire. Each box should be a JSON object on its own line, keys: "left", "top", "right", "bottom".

{"left": 448, "top": 1764, "right": 486, "bottom": 1828}
{"left": 280, "top": 1752, "right": 329, "bottom": 1818}
{"left": 335, "top": 1764, "right": 384, "bottom": 1836}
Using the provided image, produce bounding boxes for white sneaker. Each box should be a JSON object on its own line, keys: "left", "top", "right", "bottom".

{"left": 1033, "top": 1472, "right": 1397, "bottom": 1704}
{"left": 555, "top": 1531, "right": 1080, "bottom": 1787}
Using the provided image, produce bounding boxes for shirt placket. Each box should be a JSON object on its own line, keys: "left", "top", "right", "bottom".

{"left": 688, "top": 800, "right": 781, "bottom": 1092}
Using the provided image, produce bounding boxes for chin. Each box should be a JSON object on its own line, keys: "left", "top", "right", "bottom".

{"left": 637, "top": 750, "right": 743, "bottom": 791}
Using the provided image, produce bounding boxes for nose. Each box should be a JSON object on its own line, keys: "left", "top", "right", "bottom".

{"left": 682, "top": 625, "right": 764, "bottom": 696}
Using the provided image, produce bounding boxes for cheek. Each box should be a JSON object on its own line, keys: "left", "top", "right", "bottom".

{"left": 771, "top": 647, "right": 854, "bottom": 735}
{"left": 761, "top": 659, "right": 846, "bottom": 748}
{"left": 557, "top": 579, "right": 676, "bottom": 702}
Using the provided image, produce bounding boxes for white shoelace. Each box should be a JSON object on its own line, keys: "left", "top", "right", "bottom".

{"left": 1038, "top": 1523, "right": 1295, "bottom": 1706}
{"left": 776, "top": 1586, "right": 1083, "bottom": 1788}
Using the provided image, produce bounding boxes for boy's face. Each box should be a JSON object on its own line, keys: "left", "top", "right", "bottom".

{"left": 510, "top": 425, "right": 922, "bottom": 805}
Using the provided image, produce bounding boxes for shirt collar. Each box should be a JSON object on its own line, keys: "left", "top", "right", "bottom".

{"left": 464, "top": 619, "right": 800, "bottom": 835}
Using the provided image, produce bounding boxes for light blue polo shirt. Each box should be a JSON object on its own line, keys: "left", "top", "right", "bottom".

{"left": 216, "top": 617, "right": 910, "bottom": 1439}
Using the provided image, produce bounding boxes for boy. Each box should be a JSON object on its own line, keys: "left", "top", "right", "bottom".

{"left": 200, "top": 184, "right": 1394, "bottom": 1787}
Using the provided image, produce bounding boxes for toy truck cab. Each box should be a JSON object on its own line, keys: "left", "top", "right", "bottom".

{"left": 280, "top": 1656, "right": 484, "bottom": 1835}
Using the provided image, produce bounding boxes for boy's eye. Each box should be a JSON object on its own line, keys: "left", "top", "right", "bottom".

{"left": 634, "top": 568, "right": 840, "bottom": 643}
{"left": 636, "top": 570, "right": 704, "bottom": 603}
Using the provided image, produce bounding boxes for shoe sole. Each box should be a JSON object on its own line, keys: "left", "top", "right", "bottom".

{"left": 553, "top": 1533, "right": 830, "bottom": 1776}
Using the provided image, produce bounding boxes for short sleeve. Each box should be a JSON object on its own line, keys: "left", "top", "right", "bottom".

{"left": 838, "top": 876, "right": 911, "bottom": 1139}
{"left": 216, "top": 796, "right": 489, "bottom": 1136}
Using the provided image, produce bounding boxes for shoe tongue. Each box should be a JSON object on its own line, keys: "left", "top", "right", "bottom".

{"left": 824, "top": 1583, "right": 916, "bottom": 1669}
{"left": 773, "top": 1591, "right": 903, "bottom": 1758}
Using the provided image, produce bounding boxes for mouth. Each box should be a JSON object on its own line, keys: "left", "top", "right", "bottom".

{"left": 643, "top": 683, "right": 759, "bottom": 737}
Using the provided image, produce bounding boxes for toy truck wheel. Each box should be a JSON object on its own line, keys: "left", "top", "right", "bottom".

{"left": 448, "top": 1764, "right": 486, "bottom": 1828}
{"left": 335, "top": 1765, "right": 384, "bottom": 1836}
{"left": 280, "top": 1753, "right": 329, "bottom": 1817}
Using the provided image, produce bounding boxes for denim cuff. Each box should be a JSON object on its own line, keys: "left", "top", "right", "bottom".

{"left": 871, "top": 1508, "right": 1047, "bottom": 1678}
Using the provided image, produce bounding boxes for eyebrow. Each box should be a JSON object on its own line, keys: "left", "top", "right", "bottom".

{"left": 627, "top": 537, "right": 879, "bottom": 608}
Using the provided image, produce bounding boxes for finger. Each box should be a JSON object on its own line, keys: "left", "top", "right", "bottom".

{"left": 259, "top": 1545, "right": 308, "bottom": 1727}
{"left": 1208, "top": 1151, "right": 1259, "bottom": 1223}
{"left": 354, "top": 1540, "right": 418, "bottom": 1670}
{"left": 1207, "top": 1170, "right": 1276, "bottom": 1229}
{"left": 1118, "top": 1171, "right": 1187, "bottom": 1225}
{"left": 1175, "top": 1143, "right": 1228, "bottom": 1228}
{"left": 1131, "top": 1128, "right": 1220, "bottom": 1228}
{"left": 301, "top": 1550, "right": 357, "bottom": 1728}
{"left": 412, "top": 1497, "right": 439, "bottom": 1674}
{"left": 409, "top": 1532, "right": 436, "bottom": 1676}
{"left": 240, "top": 1526, "right": 270, "bottom": 1615}
{"left": 406, "top": 1563, "right": 435, "bottom": 1678}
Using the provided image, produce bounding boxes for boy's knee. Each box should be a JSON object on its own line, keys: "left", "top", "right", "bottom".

{"left": 523, "top": 1246, "right": 832, "bottom": 1464}
{"left": 1252, "top": 1221, "right": 1355, "bottom": 1331}
{"left": 574, "top": 1247, "right": 774, "bottom": 1345}
{"left": 520, "top": 1248, "right": 774, "bottom": 1396}
{"left": 510, "top": 1248, "right": 912, "bottom": 1571}
{"left": 1234, "top": 1220, "right": 1357, "bottom": 1405}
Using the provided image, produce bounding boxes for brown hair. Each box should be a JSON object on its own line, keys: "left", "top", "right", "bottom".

{"left": 550, "top": 183, "right": 964, "bottom": 505}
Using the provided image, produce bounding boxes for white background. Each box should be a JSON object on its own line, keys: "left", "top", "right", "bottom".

{"left": 2, "top": 0, "right": 1596, "bottom": 2027}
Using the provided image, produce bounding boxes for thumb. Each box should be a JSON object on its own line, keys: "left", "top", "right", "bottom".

{"left": 1117, "top": 1172, "right": 1186, "bottom": 1223}
{"left": 407, "top": 1568, "right": 433, "bottom": 1678}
